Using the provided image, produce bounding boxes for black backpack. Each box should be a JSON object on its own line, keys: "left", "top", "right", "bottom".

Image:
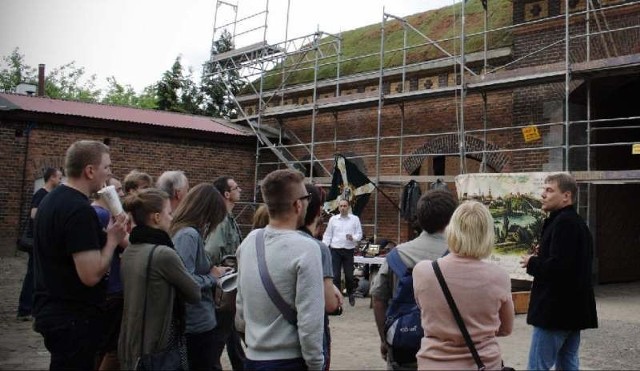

{"left": 383, "top": 249, "right": 423, "bottom": 364}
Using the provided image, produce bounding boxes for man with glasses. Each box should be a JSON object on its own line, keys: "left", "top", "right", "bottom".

{"left": 236, "top": 169, "right": 324, "bottom": 370}
{"left": 206, "top": 176, "right": 246, "bottom": 370}
{"left": 322, "top": 199, "right": 363, "bottom": 307}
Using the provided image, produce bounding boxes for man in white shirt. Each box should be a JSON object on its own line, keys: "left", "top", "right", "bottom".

{"left": 322, "top": 199, "right": 362, "bottom": 306}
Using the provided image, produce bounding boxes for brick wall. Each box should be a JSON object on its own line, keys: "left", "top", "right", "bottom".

{"left": 512, "top": 0, "right": 640, "bottom": 68}
{"left": 271, "top": 90, "right": 516, "bottom": 242}
{"left": 0, "top": 121, "right": 29, "bottom": 255}
{"left": 241, "top": 0, "right": 640, "bottom": 243}
{"left": 0, "top": 117, "right": 263, "bottom": 255}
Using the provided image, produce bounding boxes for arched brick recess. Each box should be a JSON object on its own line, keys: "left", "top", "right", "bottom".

{"left": 31, "top": 156, "right": 65, "bottom": 178}
{"left": 403, "top": 134, "right": 509, "bottom": 174}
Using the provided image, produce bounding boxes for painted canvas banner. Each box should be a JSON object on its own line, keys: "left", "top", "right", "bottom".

{"left": 455, "top": 172, "right": 556, "bottom": 280}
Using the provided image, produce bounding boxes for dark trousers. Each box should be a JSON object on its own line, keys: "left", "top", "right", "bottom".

{"left": 17, "top": 251, "right": 34, "bottom": 316}
{"left": 245, "top": 357, "right": 307, "bottom": 371}
{"left": 212, "top": 310, "right": 246, "bottom": 370}
{"left": 331, "top": 248, "right": 355, "bottom": 296}
{"left": 41, "top": 317, "right": 103, "bottom": 370}
{"left": 186, "top": 328, "right": 220, "bottom": 371}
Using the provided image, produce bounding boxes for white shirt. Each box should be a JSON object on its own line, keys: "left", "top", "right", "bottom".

{"left": 322, "top": 213, "right": 363, "bottom": 249}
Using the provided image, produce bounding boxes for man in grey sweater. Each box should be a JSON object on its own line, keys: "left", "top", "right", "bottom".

{"left": 236, "top": 169, "right": 325, "bottom": 370}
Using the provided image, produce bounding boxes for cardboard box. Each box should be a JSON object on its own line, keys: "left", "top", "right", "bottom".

{"left": 512, "top": 291, "right": 530, "bottom": 314}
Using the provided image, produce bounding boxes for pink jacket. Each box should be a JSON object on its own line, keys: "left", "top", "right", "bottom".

{"left": 413, "top": 254, "right": 514, "bottom": 370}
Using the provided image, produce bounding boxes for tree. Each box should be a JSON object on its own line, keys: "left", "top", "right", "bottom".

{"left": 102, "top": 76, "right": 138, "bottom": 106}
{"left": 0, "top": 47, "right": 36, "bottom": 92}
{"left": 137, "top": 84, "right": 159, "bottom": 109}
{"left": 201, "top": 29, "right": 243, "bottom": 119}
{"left": 156, "top": 56, "right": 204, "bottom": 114}
{"left": 180, "top": 67, "right": 203, "bottom": 115}
{"left": 45, "top": 61, "right": 101, "bottom": 102}
{"left": 101, "top": 77, "right": 158, "bottom": 109}
{"left": 156, "top": 56, "right": 184, "bottom": 112}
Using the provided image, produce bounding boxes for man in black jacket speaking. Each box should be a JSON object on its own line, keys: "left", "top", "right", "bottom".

{"left": 520, "top": 173, "right": 598, "bottom": 370}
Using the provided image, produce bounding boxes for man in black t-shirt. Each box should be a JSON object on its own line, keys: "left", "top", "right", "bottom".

{"left": 17, "top": 167, "right": 62, "bottom": 321}
{"left": 33, "top": 140, "right": 127, "bottom": 370}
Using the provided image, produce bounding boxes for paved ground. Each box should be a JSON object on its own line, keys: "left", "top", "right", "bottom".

{"left": 2, "top": 253, "right": 639, "bottom": 370}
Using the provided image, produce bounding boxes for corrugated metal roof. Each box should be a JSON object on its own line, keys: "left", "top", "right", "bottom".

{"left": 0, "top": 93, "right": 253, "bottom": 137}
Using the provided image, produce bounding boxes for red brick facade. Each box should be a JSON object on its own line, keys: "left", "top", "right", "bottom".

{"left": 247, "top": 0, "right": 640, "bottom": 246}
{"left": 0, "top": 114, "right": 271, "bottom": 255}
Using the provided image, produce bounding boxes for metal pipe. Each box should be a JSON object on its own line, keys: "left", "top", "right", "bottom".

{"left": 402, "top": 20, "right": 407, "bottom": 93}
{"left": 310, "top": 30, "right": 320, "bottom": 181}
{"left": 564, "top": 0, "right": 571, "bottom": 171}
{"left": 374, "top": 10, "right": 386, "bottom": 238}
{"left": 484, "top": 0, "right": 488, "bottom": 73}
{"left": 459, "top": 0, "right": 467, "bottom": 174}
{"left": 336, "top": 33, "right": 342, "bottom": 98}
{"left": 482, "top": 92, "right": 488, "bottom": 172}
{"left": 398, "top": 103, "right": 405, "bottom": 244}
{"left": 587, "top": 80, "right": 591, "bottom": 171}
{"left": 263, "top": 0, "right": 269, "bottom": 43}
{"left": 281, "top": 0, "right": 290, "bottom": 106}
{"left": 586, "top": 0, "right": 591, "bottom": 61}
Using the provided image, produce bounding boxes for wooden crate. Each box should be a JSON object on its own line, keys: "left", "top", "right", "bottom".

{"left": 512, "top": 291, "right": 530, "bottom": 314}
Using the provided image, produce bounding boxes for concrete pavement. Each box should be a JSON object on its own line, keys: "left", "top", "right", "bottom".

{"left": 1, "top": 253, "right": 639, "bottom": 370}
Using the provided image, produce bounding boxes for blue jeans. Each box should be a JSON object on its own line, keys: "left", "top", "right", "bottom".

{"left": 17, "top": 252, "right": 34, "bottom": 316}
{"left": 528, "top": 326, "right": 581, "bottom": 370}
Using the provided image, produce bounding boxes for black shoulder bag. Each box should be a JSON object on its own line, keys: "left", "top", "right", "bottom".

{"left": 135, "top": 245, "right": 184, "bottom": 371}
{"left": 432, "top": 260, "right": 514, "bottom": 371}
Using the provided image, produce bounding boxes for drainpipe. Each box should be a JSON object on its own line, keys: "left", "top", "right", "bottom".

{"left": 17, "top": 122, "right": 36, "bottom": 253}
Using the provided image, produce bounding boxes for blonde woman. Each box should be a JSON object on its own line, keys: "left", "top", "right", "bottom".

{"left": 413, "top": 201, "right": 514, "bottom": 370}
{"left": 252, "top": 203, "right": 270, "bottom": 229}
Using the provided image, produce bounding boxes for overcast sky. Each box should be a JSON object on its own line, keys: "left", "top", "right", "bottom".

{"left": 1, "top": 0, "right": 454, "bottom": 92}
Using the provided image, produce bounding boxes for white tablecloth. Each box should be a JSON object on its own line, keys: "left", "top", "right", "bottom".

{"left": 354, "top": 256, "right": 386, "bottom": 265}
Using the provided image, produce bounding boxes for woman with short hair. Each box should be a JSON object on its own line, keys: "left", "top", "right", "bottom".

{"left": 118, "top": 188, "right": 201, "bottom": 370}
{"left": 413, "top": 201, "right": 514, "bottom": 370}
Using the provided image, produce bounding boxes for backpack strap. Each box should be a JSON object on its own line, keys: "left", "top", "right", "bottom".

{"left": 386, "top": 249, "right": 408, "bottom": 279}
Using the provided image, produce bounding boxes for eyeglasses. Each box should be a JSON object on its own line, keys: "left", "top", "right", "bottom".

{"left": 229, "top": 186, "right": 240, "bottom": 192}
{"left": 297, "top": 194, "right": 311, "bottom": 202}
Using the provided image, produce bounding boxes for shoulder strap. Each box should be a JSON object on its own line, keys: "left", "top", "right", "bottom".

{"left": 139, "top": 244, "right": 160, "bottom": 359}
{"left": 255, "top": 229, "right": 298, "bottom": 326}
{"left": 432, "top": 260, "right": 485, "bottom": 371}
{"left": 386, "top": 249, "right": 408, "bottom": 278}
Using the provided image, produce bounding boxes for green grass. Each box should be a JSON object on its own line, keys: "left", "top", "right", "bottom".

{"left": 259, "top": 0, "right": 513, "bottom": 91}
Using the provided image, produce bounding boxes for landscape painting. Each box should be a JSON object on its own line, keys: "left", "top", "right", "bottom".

{"left": 455, "top": 172, "right": 555, "bottom": 280}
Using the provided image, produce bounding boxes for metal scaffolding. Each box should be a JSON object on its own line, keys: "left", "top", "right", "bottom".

{"left": 210, "top": 0, "right": 640, "bottom": 239}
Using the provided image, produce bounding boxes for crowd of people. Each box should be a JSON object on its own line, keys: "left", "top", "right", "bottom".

{"left": 18, "top": 139, "right": 597, "bottom": 371}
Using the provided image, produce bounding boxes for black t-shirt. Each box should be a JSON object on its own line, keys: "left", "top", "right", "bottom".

{"left": 26, "top": 188, "right": 48, "bottom": 238}
{"left": 33, "top": 184, "right": 107, "bottom": 324}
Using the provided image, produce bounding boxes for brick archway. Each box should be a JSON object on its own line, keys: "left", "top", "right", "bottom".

{"left": 403, "top": 134, "right": 509, "bottom": 174}
{"left": 31, "top": 156, "right": 65, "bottom": 179}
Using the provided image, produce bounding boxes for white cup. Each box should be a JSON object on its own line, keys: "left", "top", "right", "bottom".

{"left": 97, "top": 185, "right": 124, "bottom": 216}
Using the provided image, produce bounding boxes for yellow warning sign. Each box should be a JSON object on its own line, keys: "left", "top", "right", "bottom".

{"left": 633, "top": 144, "right": 640, "bottom": 155}
{"left": 522, "top": 125, "right": 541, "bottom": 142}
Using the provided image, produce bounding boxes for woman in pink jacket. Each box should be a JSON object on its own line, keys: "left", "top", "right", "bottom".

{"left": 413, "top": 201, "right": 514, "bottom": 370}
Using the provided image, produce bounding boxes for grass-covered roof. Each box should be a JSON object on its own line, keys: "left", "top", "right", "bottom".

{"left": 260, "top": 0, "right": 513, "bottom": 90}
